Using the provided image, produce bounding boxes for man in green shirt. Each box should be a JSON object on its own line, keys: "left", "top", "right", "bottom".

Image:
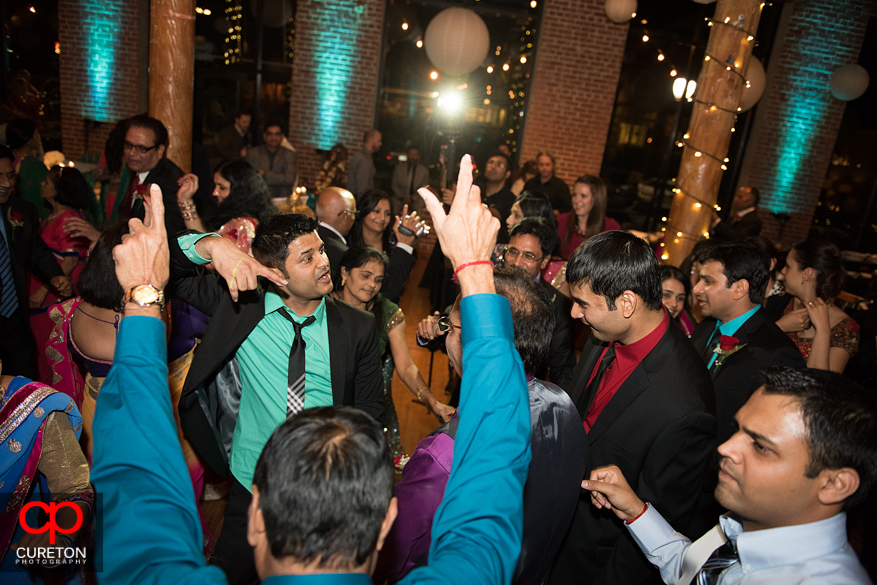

{"left": 169, "top": 214, "right": 384, "bottom": 584}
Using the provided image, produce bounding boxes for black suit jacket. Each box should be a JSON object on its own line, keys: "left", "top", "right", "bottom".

{"left": 537, "top": 278, "right": 576, "bottom": 391}
{"left": 168, "top": 237, "right": 384, "bottom": 477}
{"left": 1, "top": 197, "right": 63, "bottom": 315}
{"left": 691, "top": 310, "right": 804, "bottom": 445}
{"left": 336, "top": 230, "right": 416, "bottom": 303}
{"left": 712, "top": 210, "right": 762, "bottom": 241}
{"left": 131, "top": 158, "right": 186, "bottom": 238}
{"left": 551, "top": 317, "right": 716, "bottom": 585}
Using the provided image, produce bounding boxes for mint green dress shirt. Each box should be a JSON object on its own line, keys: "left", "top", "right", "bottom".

{"left": 178, "top": 233, "right": 334, "bottom": 489}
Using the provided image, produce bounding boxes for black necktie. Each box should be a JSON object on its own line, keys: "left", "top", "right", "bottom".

{"left": 696, "top": 540, "right": 739, "bottom": 585}
{"left": 0, "top": 225, "right": 18, "bottom": 318}
{"left": 581, "top": 344, "right": 616, "bottom": 418}
{"left": 701, "top": 327, "right": 721, "bottom": 364}
{"left": 278, "top": 308, "right": 316, "bottom": 419}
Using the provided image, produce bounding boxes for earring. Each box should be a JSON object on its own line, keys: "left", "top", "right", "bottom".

{"left": 341, "top": 277, "right": 346, "bottom": 287}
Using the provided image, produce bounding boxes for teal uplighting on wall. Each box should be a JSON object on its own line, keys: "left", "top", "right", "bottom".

{"left": 309, "top": 4, "right": 362, "bottom": 149}
{"left": 757, "top": 0, "right": 862, "bottom": 215}
{"left": 82, "top": 4, "right": 119, "bottom": 123}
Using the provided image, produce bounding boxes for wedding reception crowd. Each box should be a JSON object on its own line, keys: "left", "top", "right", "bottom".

{"left": 1, "top": 112, "right": 875, "bottom": 585}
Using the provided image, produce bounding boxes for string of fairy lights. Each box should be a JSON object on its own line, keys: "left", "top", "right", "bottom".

{"left": 224, "top": 0, "right": 243, "bottom": 65}
{"left": 644, "top": 2, "right": 771, "bottom": 259}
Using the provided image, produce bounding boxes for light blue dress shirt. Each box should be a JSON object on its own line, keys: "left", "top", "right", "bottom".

{"left": 627, "top": 505, "right": 871, "bottom": 584}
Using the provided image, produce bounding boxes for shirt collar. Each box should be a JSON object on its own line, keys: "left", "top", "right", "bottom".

{"left": 721, "top": 513, "right": 850, "bottom": 574}
{"left": 613, "top": 310, "right": 670, "bottom": 373}
{"left": 318, "top": 221, "right": 346, "bottom": 245}
{"left": 735, "top": 207, "right": 756, "bottom": 218}
{"left": 265, "top": 288, "right": 327, "bottom": 326}
{"left": 718, "top": 305, "right": 761, "bottom": 338}
{"left": 137, "top": 170, "right": 150, "bottom": 183}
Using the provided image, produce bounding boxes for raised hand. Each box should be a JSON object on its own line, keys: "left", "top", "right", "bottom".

{"left": 113, "top": 184, "right": 169, "bottom": 293}
{"left": 581, "top": 465, "right": 646, "bottom": 522}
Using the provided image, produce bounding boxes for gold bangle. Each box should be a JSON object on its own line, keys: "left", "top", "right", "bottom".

{"left": 416, "top": 387, "right": 429, "bottom": 403}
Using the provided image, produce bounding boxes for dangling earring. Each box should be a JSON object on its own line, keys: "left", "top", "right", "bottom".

{"left": 341, "top": 277, "right": 346, "bottom": 287}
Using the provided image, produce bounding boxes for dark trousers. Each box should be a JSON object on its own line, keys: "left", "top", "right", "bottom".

{"left": 211, "top": 479, "right": 259, "bottom": 585}
{"left": 0, "top": 311, "right": 38, "bottom": 380}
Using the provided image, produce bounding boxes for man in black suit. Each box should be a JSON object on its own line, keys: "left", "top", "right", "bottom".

{"left": 0, "top": 146, "right": 70, "bottom": 378}
{"left": 711, "top": 186, "right": 762, "bottom": 241}
{"left": 315, "top": 186, "right": 357, "bottom": 287}
{"left": 503, "top": 216, "right": 576, "bottom": 390}
{"left": 122, "top": 115, "right": 186, "bottom": 237}
{"left": 167, "top": 214, "right": 384, "bottom": 585}
{"left": 550, "top": 231, "right": 716, "bottom": 585}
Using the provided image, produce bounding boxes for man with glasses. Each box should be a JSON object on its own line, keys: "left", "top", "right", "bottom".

{"left": 315, "top": 186, "right": 357, "bottom": 286}
{"left": 121, "top": 114, "right": 185, "bottom": 236}
{"left": 504, "top": 216, "right": 576, "bottom": 389}
{"left": 480, "top": 152, "right": 516, "bottom": 243}
{"left": 246, "top": 120, "right": 298, "bottom": 198}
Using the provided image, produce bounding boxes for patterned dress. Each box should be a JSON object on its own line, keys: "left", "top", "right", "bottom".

{"left": 377, "top": 297, "right": 407, "bottom": 464}
{"left": 783, "top": 299, "right": 860, "bottom": 360}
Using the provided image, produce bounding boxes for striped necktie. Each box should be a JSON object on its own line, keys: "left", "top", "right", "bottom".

{"left": 0, "top": 226, "right": 18, "bottom": 318}
{"left": 278, "top": 308, "right": 316, "bottom": 419}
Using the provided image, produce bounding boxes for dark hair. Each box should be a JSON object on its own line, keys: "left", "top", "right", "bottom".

{"left": 251, "top": 214, "right": 320, "bottom": 277}
{"left": 128, "top": 114, "right": 169, "bottom": 149}
{"left": 509, "top": 216, "right": 558, "bottom": 258}
{"left": 487, "top": 151, "right": 511, "bottom": 172}
{"left": 791, "top": 239, "right": 845, "bottom": 301}
{"left": 252, "top": 406, "right": 394, "bottom": 568}
{"left": 562, "top": 175, "right": 608, "bottom": 253}
{"left": 493, "top": 266, "right": 555, "bottom": 376}
{"left": 349, "top": 190, "right": 393, "bottom": 251}
{"left": 105, "top": 117, "right": 132, "bottom": 175}
{"left": 567, "top": 230, "right": 663, "bottom": 311}
{"left": 699, "top": 241, "right": 770, "bottom": 304}
{"left": 234, "top": 110, "right": 250, "bottom": 120}
{"left": 329, "top": 143, "right": 348, "bottom": 163}
{"left": 747, "top": 186, "right": 761, "bottom": 206}
{"left": 337, "top": 245, "right": 390, "bottom": 333}
{"left": 660, "top": 265, "right": 692, "bottom": 300}
{"left": 759, "top": 366, "right": 877, "bottom": 509}
{"left": 407, "top": 144, "right": 421, "bottom": 154}
{"left": 78, "top": 220, "right": 128, "bottom": 310}
{"left": 514, "top": 191, "right": 557, "bottom": 230}
{"left": 509, "top": 159, "right": 538, "bottom": 188}
{"left": 264, "top": 119, "right": 286, "bottom": 135}
{"left": 45, "top": 166, "right": 92, "bottom": 211}
{"left": 207, "top": 159, "right": 276, "bottom": 230}
{"left": 746, "top": 236, "right": 781, "bottom": 277}
{"left": 363, "top": 129, "right": 380, "bottom": 144}
{"left": 0, "top": 145, "right": 14, "bottom": 164}
{"left": 5, "top": 118, "right": 36, "bottom": 151}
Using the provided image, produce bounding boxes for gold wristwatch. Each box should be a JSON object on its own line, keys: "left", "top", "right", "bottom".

{"left": 121, "top": 284, "right": 165, "bottom": 312}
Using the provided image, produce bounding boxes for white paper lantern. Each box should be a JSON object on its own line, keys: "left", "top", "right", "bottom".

{"left": 691, "top": 0, "right": 716, "bottom": 4}
{"left": 424, "top": 8, "right": 490, "bottom": 78}
{"left": 739, "top": 57, "right": 765, "bottom": 112}
{"left": 830, "top": 64, "right": 870, "bottom": 101}
{"left": 604, "top": 0, "right": 637, "bottom": 23}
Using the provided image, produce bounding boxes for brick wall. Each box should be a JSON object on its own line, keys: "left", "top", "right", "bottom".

{"left": 288, "top": 0, "right": 386, "bottom": 189}
{"left": 737, "top": 0, "right": 871, "bottom": 248}
{"left": 520, "top": 0, "right": 629, "bottom": 186}
{"left": 58, "top": 0, "right": 147, "bottom": 160}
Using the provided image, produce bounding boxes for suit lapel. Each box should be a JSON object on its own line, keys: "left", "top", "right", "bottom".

{"left": 710, "top": 311, "right": 760, "bottom": 379}
{"left": 569, "top": 337, "right": 606, "bottom": 418}
{"left": 325, "top": 296, "right": 346, "bottom": 406}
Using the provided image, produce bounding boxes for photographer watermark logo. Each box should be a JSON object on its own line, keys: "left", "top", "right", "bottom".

{"left": 15, "top": 501, "right": 87, "bottom": 567}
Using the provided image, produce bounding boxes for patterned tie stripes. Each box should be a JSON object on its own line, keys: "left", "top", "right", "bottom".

{"left": 696, "top": 540, "right": 739, "bottom": 585}
{"left": 278, "top": 308, "right": 316, "bottom": 419}
{"left": 0, "top": 231, "right": 18, "bottom": 318}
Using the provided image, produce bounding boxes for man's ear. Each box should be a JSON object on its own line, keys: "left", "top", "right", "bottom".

{"left": 817, "top": 468, "right": 860, "bottom": 507}
{"left": 618, "top": 290, "right": 638, "bottom": 319}
{"left": 375, "top": 497, "right": 398, "bottom": 553}
{"left": 732, "top": 278, "right": 750, "bottom": 301}
{"left": 158, "top": 145, "right": 166, "bottom": 159}
{"left": 539, "top": 254, "right": 551, "bottom": 272}
{"left": 247, "top": 485, "right": 266, "bottom": 548}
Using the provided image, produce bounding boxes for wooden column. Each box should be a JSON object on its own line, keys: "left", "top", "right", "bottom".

{"left": 149, "top": 0, "right": 195, "bottom": 171}
{"left": 661, "top": 0, "right": 764, "bottom": 265}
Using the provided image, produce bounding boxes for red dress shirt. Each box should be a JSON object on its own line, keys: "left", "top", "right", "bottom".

{"left": 584, "top": 311, "right": 670, "bottom": 432}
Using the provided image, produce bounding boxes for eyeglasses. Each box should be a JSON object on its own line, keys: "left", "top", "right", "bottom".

{"left": 337, "top": 209, "right": 356, "bottom": 218}
{"left": 123, "top": 141, "right": 159, "bottom": 154}
{"left": 436, "top": 315, "right": 461, "bottom": 334}
{"left": 502, "top": 245, "right": 544, "bottom": 264}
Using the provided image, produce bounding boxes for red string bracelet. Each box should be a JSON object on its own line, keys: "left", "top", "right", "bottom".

{"left": 625, "top": 502, "right": 649, "bottom": 525}
{"left": 452, "top": 260, "right": 493, "bottom": 283}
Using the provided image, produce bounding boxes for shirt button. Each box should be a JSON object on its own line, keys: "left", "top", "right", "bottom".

{"left": 743, "top": 564, "right": 751, "bottom": 572}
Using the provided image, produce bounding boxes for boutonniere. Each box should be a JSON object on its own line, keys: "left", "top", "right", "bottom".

{"left": 7, "top": 209, "right": 24, "bottom": 228}
{"left": 713, "top": 335, "right": 747, "bottom": 368}
{"left": 132, "top": 184, "right": 148, "bottom": 200}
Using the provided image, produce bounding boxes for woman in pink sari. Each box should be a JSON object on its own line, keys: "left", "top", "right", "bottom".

{"left": 28, "top": 166, "right": 93, "bottom": 383}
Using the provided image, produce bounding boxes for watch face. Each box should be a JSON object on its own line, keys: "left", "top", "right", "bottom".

{"left": 132, "top": 285, "right": 159, "bottom": 305}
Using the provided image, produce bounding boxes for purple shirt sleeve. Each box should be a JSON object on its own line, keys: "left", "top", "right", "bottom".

{"left": 374, "top": 431, "right": 456, "bottom": 583}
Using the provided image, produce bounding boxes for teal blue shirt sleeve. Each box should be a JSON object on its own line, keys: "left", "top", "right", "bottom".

{"left": 177, "top": 232, "right": 221, "bottom": 265}
{"left": 90, "top": 316, "right": 226, "bottom": 585}
{"left": 402, "top": 294, "right": 531, "bottom": 585}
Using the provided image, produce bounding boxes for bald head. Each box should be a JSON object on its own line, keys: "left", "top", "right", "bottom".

{"left": 317, "top": 187, "right": 357, "bottom": 236}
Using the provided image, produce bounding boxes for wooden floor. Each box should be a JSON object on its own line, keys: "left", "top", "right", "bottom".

{"left": 203, "top": 239, "right": 449, "bottom": 542}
